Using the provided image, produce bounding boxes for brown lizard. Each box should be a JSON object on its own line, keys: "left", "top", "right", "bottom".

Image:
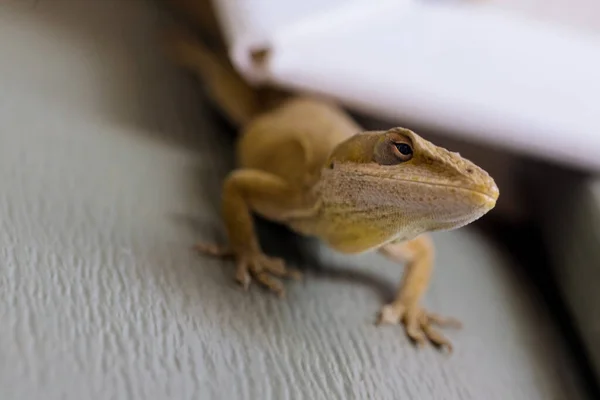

{"left": 166, "top": 28, "right": 499, "bottom": 352}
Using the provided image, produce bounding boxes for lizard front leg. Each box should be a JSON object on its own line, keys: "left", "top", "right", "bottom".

{"left": 197, "top": 169, "right": 302, "bottom": 297}
{"left": 377, "top": 234, "right": 461, "bottom": 352}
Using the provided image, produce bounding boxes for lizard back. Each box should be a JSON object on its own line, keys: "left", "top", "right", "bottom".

{"left": 237, "top": 96, "right": 362, "bottom": 189}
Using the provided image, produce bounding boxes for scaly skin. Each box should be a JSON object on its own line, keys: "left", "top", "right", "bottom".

{"left": 167, "top": 27, "right": 499, "bottom": 352}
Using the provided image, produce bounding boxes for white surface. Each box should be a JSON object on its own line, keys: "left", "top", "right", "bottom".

{"left": 212, "top": 0, "right": 600, "bottom": 171}
{"left": 0, "top": 1, "right": 591, "bottom": 399}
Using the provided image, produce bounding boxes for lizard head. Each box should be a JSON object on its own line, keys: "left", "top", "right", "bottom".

{"left": 321, "top": 127, "right": 499, "bottom": 241}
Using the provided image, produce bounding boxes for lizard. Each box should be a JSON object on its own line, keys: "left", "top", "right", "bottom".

{"left": 166, "top": 28, "right": 499, "bottom": 352}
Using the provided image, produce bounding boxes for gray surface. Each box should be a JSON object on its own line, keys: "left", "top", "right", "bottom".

{"left": 535, "top": 169, "right": 600, "bottom": 383}
{"left": 0, "top": 1, "right": 589, "bottom": 399}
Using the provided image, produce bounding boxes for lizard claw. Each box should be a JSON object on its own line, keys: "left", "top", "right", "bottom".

{"left": 196, "top": 242, "right": 302, "bottom": 296}
{"left": 195, "top": 242, "right": 233, "bottom": 257}
{"left": 377, "top": 302, "right": 461, "bottom": 353}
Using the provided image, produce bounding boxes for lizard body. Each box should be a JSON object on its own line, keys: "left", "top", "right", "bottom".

{"left": 168, "top": 28, "right": 499, "bottom": 351}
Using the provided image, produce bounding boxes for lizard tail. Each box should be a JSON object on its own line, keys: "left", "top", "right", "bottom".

{"left": 165, "top": 28, "right": 263, "bottom": 127}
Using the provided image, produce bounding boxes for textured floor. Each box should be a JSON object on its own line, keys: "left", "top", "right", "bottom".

{"left": 0, "top": 1, "right": 591, "bottom": 399}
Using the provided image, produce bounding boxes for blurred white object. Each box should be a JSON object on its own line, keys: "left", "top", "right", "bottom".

{"left": 210, "top": 0, "right": 600, "bottom": 171}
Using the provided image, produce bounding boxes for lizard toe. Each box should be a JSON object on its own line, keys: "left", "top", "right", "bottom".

{"left": 419, "top": 312, "right": 454, "bottom": 353}
{"left": 251, "top": 267, "right": 285, "bottom": 297}
{"left": 195, "top": 242, "right": 233, "bottom": 258}
{"left": 260, "top": 255, "right": 303, "bottom": 280}
{"left": 377, "top": 303, "right": 404, "bottom": 325}
{"left": 234, "top": 259, "right": 252, "bottom": 289}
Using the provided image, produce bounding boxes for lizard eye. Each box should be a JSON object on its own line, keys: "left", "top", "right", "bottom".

{"left": 394, "top": 143, "right": 412, "bottom": 156}
{"left": 373, "top": 129, "right": 415, "bottom": 165}
{"left": 391, "top": 141, "right": 413, "bottom": 161}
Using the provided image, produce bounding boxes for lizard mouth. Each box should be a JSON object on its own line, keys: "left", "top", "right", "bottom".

{"left": 420, "top": 181, "right": 498, "bottom": 211}
{"left": 364, "top": 174, "right": 499, "bottom": 206}
{"left": 417, "top": 180, "right": 499, "bottom": 205}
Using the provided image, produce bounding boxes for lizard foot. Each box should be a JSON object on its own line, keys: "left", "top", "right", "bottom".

{"left": 377, "top": 302, "right": 462, "bottom": 352}
{"left": 195, "top": 242, "right": 302, "bottom": 297}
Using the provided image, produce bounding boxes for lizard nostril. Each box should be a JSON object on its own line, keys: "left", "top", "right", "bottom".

{"left": 466, "top": 168, "right": 474, "bottom": 174}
